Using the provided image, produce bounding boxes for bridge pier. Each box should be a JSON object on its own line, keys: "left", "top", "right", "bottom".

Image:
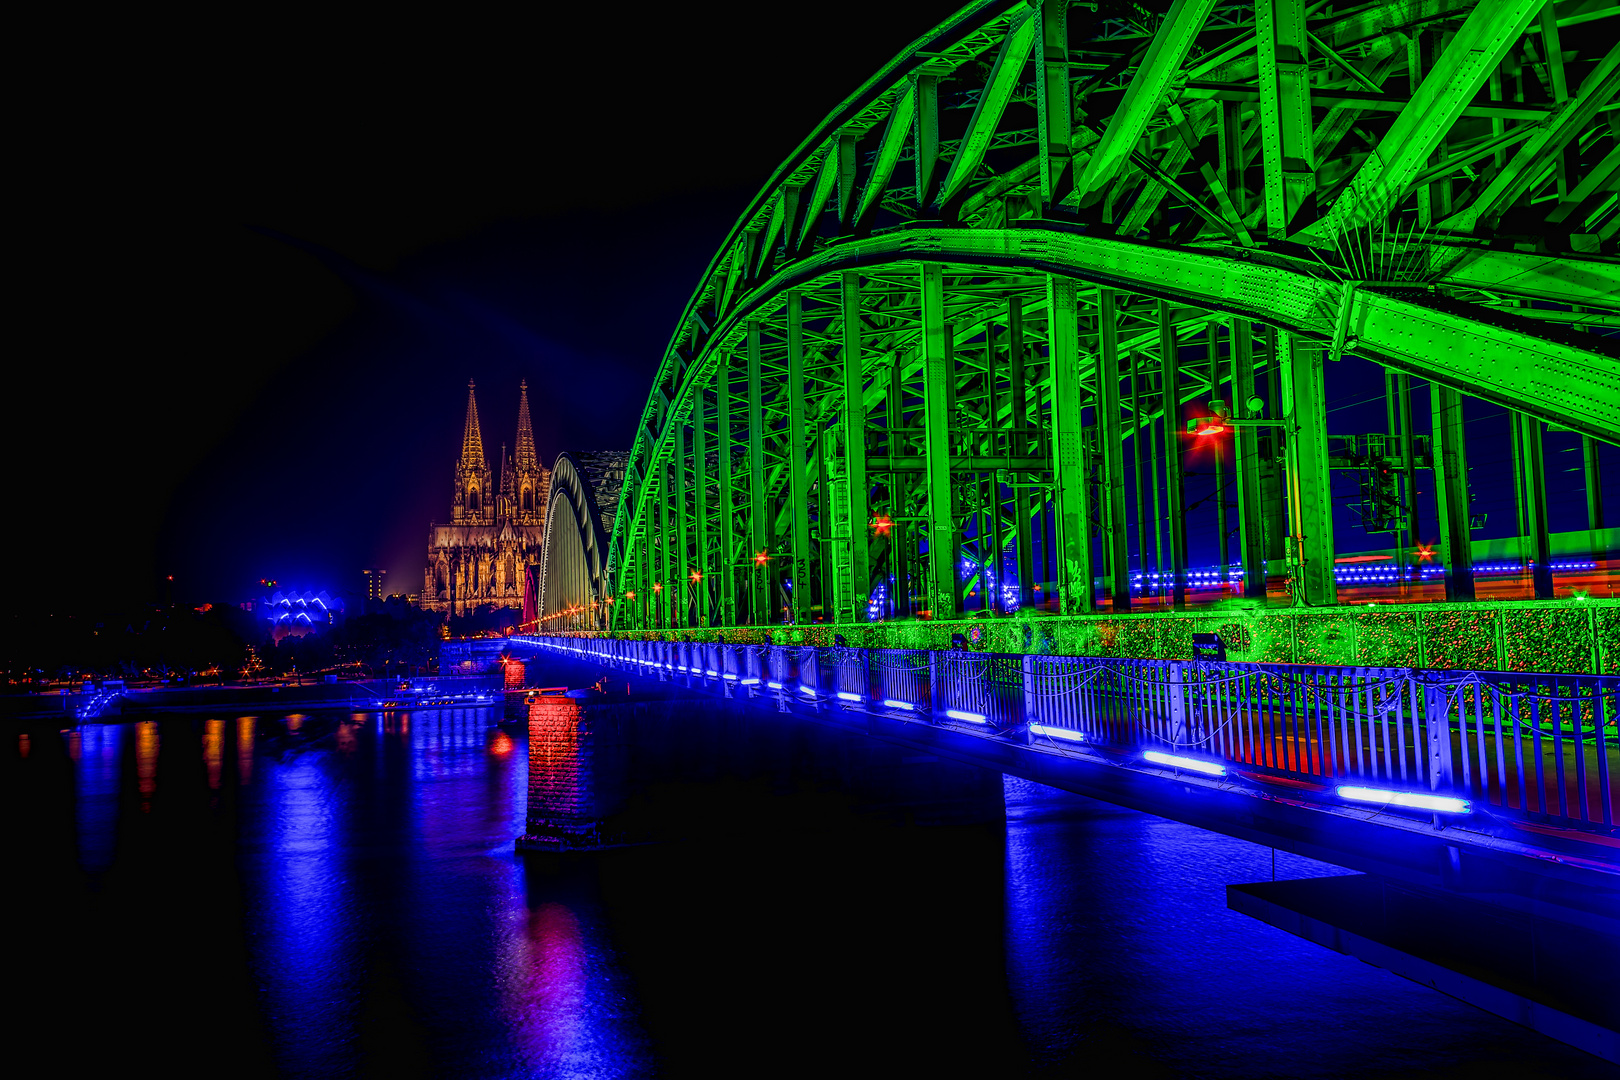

{"left": 517, "top": 692, "right": 628, "bottom": 852}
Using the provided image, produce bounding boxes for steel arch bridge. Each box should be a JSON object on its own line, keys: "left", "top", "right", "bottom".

{"left": 598, "top": 0, "right": 1619, "bottom": 634}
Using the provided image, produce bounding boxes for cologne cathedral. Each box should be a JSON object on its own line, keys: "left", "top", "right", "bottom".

{"left": 422, "top": 380, "right": 550, "bottom": 615}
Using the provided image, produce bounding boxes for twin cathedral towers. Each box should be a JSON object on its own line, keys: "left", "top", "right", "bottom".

{"left": 422, "top": 380, "right": 551, "bottom": 614}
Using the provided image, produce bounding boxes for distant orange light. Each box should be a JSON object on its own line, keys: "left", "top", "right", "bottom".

{"left": 754, "top": 551, "right": 769, "bottom": 566}
{"left": 653, "top": 582, "right": 662, "bottom": 593}
{"left": 690, "top": 570, "right": 702, "bottom": 583}
{"left": 1416, "top": 544, "right": 1435, "bottom": 562}
{"left": 1196, "top": 424, "right": 1226, "bottom": 436}
{"left": 872, "top": 515, "right": 893, "bottom": 535}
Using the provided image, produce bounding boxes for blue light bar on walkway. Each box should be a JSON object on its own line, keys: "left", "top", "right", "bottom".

{"left": 945, "top": 709, "right": 987, "bottom": 723}
{"left": 1143, "top": 750, "right": 1227, "bottom": 776}
{"left": 1028, "top": 722, "right": 1085, "bottom": 743}
{"left": 1336, "top": 785, "right": 1470, "bottom": 814}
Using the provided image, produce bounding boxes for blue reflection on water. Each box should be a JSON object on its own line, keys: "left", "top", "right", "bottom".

{"left": 235, "top": 705, "right": 650, "bottom": 1078}
{"left": 256, "top": 742, "right": 359, "bottom": 1076}
{"left": 73, "top": 724, "right": 123, "bottom": 873}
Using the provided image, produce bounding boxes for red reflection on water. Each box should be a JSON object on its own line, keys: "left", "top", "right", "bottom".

{"left": 18, "top": 732, "right": 30, "bottom": 759}
{"left": 489, "top": 731, "right": 515, "bottom": 756}
{"left": 67, "top": 730, "right": 81, "bottom": 762}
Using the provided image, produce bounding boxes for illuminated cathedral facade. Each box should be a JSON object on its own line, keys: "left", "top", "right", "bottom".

{"left": 422, "top": 380, "right": 550, "bottom": 615}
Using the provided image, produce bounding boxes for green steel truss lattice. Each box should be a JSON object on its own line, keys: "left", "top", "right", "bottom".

{"left": 592, "top": 0, "right": 1619, "bottom": 633}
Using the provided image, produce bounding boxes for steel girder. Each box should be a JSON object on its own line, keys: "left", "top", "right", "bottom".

{"left": 601, "top": 0, "right": 1620, "bottom": 629}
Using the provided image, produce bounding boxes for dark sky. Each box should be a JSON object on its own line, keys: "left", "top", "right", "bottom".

{"left": 13, "top": 2, "right": 964, "bottom": 611}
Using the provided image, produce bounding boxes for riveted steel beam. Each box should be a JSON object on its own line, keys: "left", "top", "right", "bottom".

{"left": 1073, "top": 0, "right": 1218, "bottom": 207}
{"left": 937, "top": 9, "right": 1038, "bottom": 213}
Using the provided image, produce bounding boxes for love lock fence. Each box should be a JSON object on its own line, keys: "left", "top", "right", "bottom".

{"left": 522, "top": 636, "right": 1617, "bottom": 830}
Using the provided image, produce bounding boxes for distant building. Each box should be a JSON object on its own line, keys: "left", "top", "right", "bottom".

{"left": 423, "top": 380, "right": 550, "bottom": 615}
{"left": 362, "top": 568, "right": 387, "bottom": 603}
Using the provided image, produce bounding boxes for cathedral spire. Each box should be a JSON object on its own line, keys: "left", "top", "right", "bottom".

{"left": 460, "top": 379, "right": 487, "bottom": 469}
{"left": 514, "top": 379, "right": 536, "bottom": 469}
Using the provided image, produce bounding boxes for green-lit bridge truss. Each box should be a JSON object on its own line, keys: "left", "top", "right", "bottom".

{"left": 585, "top": 0, "right": 1618, "bottom": 633}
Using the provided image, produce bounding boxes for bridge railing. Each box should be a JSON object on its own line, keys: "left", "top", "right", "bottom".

{"left": 517, "top": 636, "right": 1617, "bottom": 830}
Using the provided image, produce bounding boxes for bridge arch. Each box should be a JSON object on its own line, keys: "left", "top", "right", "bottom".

{"left": 607, "top": 0, "right": 1619, "bottom": 629}
{"left": 536, "top": 451, "right": 630, "bottom": 630}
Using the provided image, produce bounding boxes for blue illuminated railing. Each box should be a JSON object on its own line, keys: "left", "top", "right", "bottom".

{"left": 515, "top": 635, "right": 1617, "bottom": 831}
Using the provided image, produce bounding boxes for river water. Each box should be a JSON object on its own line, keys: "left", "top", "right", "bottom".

{"left": 9, "top": 664, "right": 1614, "bottom": 1079}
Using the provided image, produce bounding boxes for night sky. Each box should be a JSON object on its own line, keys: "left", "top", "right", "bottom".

{"left": 12, "top": 2, "right": 963, "bottom": 612}
{"left": 12, "top": 2, "right": 1610, "bottom": 618}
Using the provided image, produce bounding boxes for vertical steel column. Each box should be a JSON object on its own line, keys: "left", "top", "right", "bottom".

{"left": 1383, "top": 370, "right": 1407, "bottom": 582}
{"left": 1131, "top": 350, "right": 1152, "bottom": 594}
{"left": 1009, "top": 297, "right": 1035, "bottom": 609}
{"left": 1096, "top": 288, "right": 1131, "bottom": 611}
{"left": 984, "top": 326, "right": 1001, "bottom": 616}
{"left": 693, "top": 395, "right": 709, "bottom": 627}
{"left": 1584, "top": 436, "right": 1607, "bottom": 563}
{"left": 1515, "top": 412, "right": 1555, "bottom": 598}
{"left": 747, "top": 321, "right": 768, "bottom": 624}
{"left": 1034, "top": 0, "right": 1072, "bottom": 214}
{"left": 1397, "top": 374, "right": 1419, "bottom": 585}
{"left": 1229, "top": 319, "right": 1266, "bottom": 598}
{"left": 1259, "top": 326, "right": 1287, "bottom": 568}
{"left": 840, "top": 271, "right": 870, "bottom": 623}
{"left": 1429, "top": 382, "right": 1477, "bottom": 601}
{"left": 657, "top": 478, "right": 671, "bottom": 628}
{"left": 1255, "top": 0, "right": 1315, "bottom": 238}
{"left": 1279, "top": 332, "right": 1337, "bottom": 605}
{"left": 1049, "top": 275, "right": 1096, "bottom": 613}
{"left": 673, "top": 424, "right": 689, "bottom": 628}
{"left": 716, "top": 355, "right": 736, "bottom": 626}
{"left": 919, "top": 264, "right": 958, "bottom": 620}
{"left": 786, "top": 293, "right": 813, "bottom": 623}
{"left": 1209, "top": 323, "right": 1228, "bottom": 586}
{"left": 888, "top": 354, "right": 908, "bottom": 618}
{"left": 1157, "top": 300, "right": 1188, "bottom": 608}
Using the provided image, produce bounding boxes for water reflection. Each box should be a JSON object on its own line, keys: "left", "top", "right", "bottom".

{"left": 40, "top": 694, "right": 1602, "bottom": 1079}
{"left": 74, "top": 724, "right": 123, "bottom": 873}
{"left": 18, "top": 731, "right": 30, "bottom": 758}
{"left": 256, "top": 744, "right": 357, "bottom": 1076}
{"left": 203, "top": 718, "right": 224, "bottom": 790}
{"left": 496, "top": 896, "right": 652, "bottom": 1078}
{"left": 237, "top": 716, "right": 255, "bottom": 785}
{"left": 135, "top": 720, "right": 158, "bottom": 810}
